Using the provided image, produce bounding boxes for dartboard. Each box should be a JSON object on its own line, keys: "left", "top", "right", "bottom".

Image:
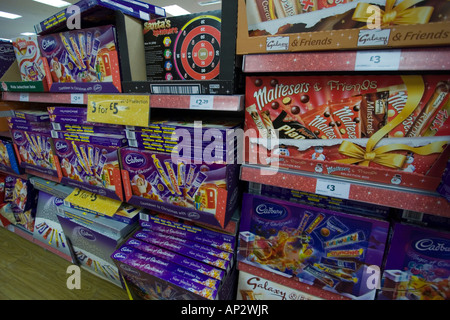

{"left": 174, "top": 15, "right": 221, "bottom": 80}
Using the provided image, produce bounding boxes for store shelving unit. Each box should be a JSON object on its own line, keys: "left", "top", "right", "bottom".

{"left": 239, "top": 46, "right": 450, "bottom": 219}
{"left": 241, "top": 164, "right": 449, "bottom": 217}
{"left": 1, "top": 92, "right": 244, "bottom": 112}
{"left": 242, "top": 47, "right": 450, "bottom": 73}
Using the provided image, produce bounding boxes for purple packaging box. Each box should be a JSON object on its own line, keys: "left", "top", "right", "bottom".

{"left": 56, "top": 211, "right": 125, "bottom": 287}
{"left": 8, "top": 123, "right": 51, "bottom": 133}
{"left": 113, "top": 245, "right": 221, "bottom": 290}
{"left": 140, "top": 216, "right": 235, "bottom": 252}
{"left": 378, "top": 223, "right": 450, "bottom": 300}
{"left": 7, "top": 117, "right": 51, "bottom": 127}
{"left": 51, "top": 122, "right": 125, "bottom": 135}
{"left": 11, "top": 129, "right": 61, "bottom": 178}
{"left": 51, "top": 130, "right": 127, "bottom": 147}
{"left": 121, "top": 147, "right": 241, "bottom": 229}
{"left": 53, "top": 138, "right": 123, "bottom": 201}
{"left": 13, "top": 110, "right": 49, "bottom": 122}
{"left": 140, "top": 228, "right": 233, "bottom": 262}
{"left": 125, "top": 237, "right": 225, "bottom": 281}
{"left": 127, "top": 139, "right": 236, "bottom": 162}
{"left": 134, "top": 230, "right": 230, "bottom": 271}
{"left": 238, "top": 193, "right": 390, "bottom": 300}
{"left": 49, "top": 114, "right": 125, "bottom": 128}
{"left": 112, "top": 251, "right": 218, "bottom": 300}
{"left": 48, "top": 106, "right": 88, "bottom": 116}
{"left": 38, "top": 25, "right": 122, "bottom": 93}
{"left": 0, "top": 40, "right": 17, "bottom": 78}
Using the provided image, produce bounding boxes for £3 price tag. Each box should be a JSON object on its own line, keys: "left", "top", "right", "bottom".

{"left": 315, "top": 178, "right": 351, "bottom": 199}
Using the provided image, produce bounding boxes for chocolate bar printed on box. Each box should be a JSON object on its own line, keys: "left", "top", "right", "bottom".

{"left": 238, "top": 193, "right": 389, "bottom": 300}
{"left": 13, "top": 110, "right": 49, "bottom": 122}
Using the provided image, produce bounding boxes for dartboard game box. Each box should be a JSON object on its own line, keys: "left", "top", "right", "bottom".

{"left": 123, "top": 1, "right": 242, "bottom": 95}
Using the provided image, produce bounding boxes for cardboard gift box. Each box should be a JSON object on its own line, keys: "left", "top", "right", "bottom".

{"left": 378, "top": 223, "right": 450, "bottom": 300}
{"left": 120, "top": 147, "right": 241, "bottom": 229}
{"left": 0, "top": 36, "right": 52, "bottom": 92}
{"left": 52, "top": 137, "right": 125, "bottom": 201}
{"left": 238, "top": 193, "right": 389, "bottom": 300}
{"left": 33, "top": 191, "right": 73, "bottom": 261}
{"left": 0, "top": 137, "right": 22, "bottom": 175}
{"left": 37, "top": 25, "right": 122, "bottom": 93}
{"left": 237, "top": 0, "right": 450, "bottom": 54}
{"left": 123, "top": 0, "right": 242, "bottom": 95}
{"left": 244, "top": 74, "right": 450, "bottom": 190}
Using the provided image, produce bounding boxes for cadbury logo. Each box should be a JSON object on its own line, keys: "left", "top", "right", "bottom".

{"left": 0, "top": 45, "right": 13, "bottom": 54}
{"left": 55, "top": 141, "right": 69, "bottom": 152}
{"left": 413, "top": 238, "right": 450, "bottom": 259}
{"left": 125, "top": 153, "right": 146, "bottom": 167}
{"left": 78, "top": 228, "right": 96, "bottom": 241}
{"left": 41, "top": 38, "right": 56, "bottom": 51}
{"left": 113, "top": 252, "right": 127, "bottom": 260}
{"left": 13, "top": 132, "right": 23, "bottom": 141}
{"left": 255, "top": 203, "right": 287, "bottom": 220}
{"left": 53, "top": 198, "right": 64, "bottom": 206}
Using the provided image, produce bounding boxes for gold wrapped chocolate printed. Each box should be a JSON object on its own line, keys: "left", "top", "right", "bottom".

{"left": 245, "top": 0, "right": 445, "bottom": 35}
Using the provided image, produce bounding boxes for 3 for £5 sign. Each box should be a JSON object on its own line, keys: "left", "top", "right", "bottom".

{"left": 87, "top": 94, "right": 150, "bottom": 127}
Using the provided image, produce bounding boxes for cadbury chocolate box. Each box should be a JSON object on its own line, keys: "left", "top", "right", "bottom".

{"left": 48, "top": 106, "right": 88, "bottom": 116}
{"left": 139, "top": 228, "right": 233, "bottom": 262}
{"left": 53, "top": 138, "right": 123, "bottom": 200}
{"left": 112, "top": 250, "right": 218, "bottom": 300}
{"left": 133, "top": 230, "right": 230, "bottom": 271}
{"left": 238, "top": 193, "right": 389, "bottom": 300}
{"left": 11, "top": 129, "right": 61, "bottom": 178}
{"left": 51, "top": 130, "right": 127, "bottom": 147}
{"left": 38, "top": 25, "right": 122, "bottom": 93}
{"left": 49, "top": 114, "right": 126, "bottom": 128}
{"left": 114, "top": 245, "right": 221, "bottom": 290}
{"left": 51, "top": 122, "right": 124, "bottom": 135}
{"left": 378, "top": 223, "right": 450, "bottom": 300}
{"left": 139, "top": 215, "right": 235, "bottom": 252}
{"left": 13, "top": 110, "right": 49, "bottom": 122}
{"left": 124, "top": 237, "right": 225, "bottom": 281}
{"left": 120, "top": 147, "right": 240, "bottom": 228}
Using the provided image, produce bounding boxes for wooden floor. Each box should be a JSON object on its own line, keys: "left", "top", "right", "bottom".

{"left": 0, "top": 226, "right": 129, "bottom": 300}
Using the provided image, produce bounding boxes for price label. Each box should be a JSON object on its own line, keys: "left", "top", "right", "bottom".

{"left": 355, "top": 50, "right": 401, "bottom": 71}
{"left": 315, "top": 178, "right": 351, "bottom": 199}
{"left": 65, "top": 188, "right": 122, "bottom": 217}
{"left": 70, "top": 93, "right": 84, "bottom": 104}
{"left": 19, "top": 93, "right": 29, "bottom": 102}
{"left": 190, "top": 95, "right": 214, "bottom": 110}
{"left": 87, "top": 94, "right": 150, "bottom": 126}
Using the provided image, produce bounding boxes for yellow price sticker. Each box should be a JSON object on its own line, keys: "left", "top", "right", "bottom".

{"left": 65, "top": 188, "right": 122, "bottom": 217}
{"left": 87, "top": 94, "right": 150, "bottom": 127}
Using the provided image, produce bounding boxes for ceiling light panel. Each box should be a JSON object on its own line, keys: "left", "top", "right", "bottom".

{"left": 33, "top": 0, "right": 71, "bottom": 8}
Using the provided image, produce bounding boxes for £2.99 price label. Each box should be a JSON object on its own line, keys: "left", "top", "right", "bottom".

{"left": 87, "top": 94, "right": 150, "bottom": 127}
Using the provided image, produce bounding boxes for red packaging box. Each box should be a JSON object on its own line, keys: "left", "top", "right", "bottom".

{"left": 244, "top": 75, "right": 450, "bottom": 190}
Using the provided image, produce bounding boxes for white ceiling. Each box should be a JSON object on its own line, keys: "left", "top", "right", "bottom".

{"left": 0, "top": 0, "right": 222, "bottom": 40}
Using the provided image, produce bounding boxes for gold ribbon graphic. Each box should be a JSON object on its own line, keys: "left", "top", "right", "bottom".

{"left": 352, "top": 0, "right": 434, "bottom": 27}
{"left": 336, "top": 76, "right": 448, "bottom": 168}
